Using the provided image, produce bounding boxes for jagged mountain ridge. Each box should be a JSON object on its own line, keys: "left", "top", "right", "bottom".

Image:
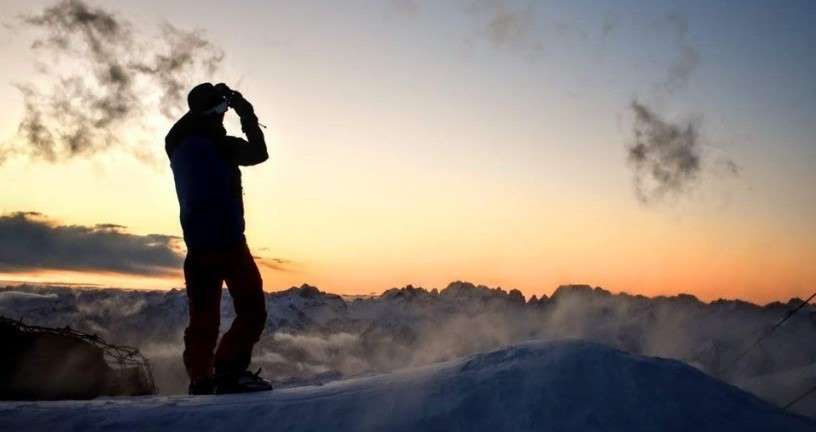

{"left": 1, "top": 281, "right": 815, "bottom": 415}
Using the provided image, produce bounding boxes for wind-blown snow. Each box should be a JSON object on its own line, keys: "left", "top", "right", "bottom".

{"left": 2, "top": 282, "right": 815, "bottom": 416}
{"left": 0, "top": 340, "right": 813, "bottom": 431}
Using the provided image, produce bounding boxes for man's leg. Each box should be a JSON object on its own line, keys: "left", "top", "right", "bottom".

{"left": 183, "top": 250, "right": 223, "bottom": 387}
{"left": 214, "top": 242, "right": 267, "bottom": 375}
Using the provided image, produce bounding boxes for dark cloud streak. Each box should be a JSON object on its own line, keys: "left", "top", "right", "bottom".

{"left": 627, "top": 100, "right": 702, "bottom": 203}
{"left": 256, "top": 257, "right": 293, "bottom": 272}
{"left": 624, "top": 14, "right": 741, "bottom": 204}
{"left": 0, "top": 212, "right": 183, "bottom": 276}
{"left": 16, "top": 0, "right": 136, "bottom": 159}
{"left": 626, "top": 98, "right": 740, "bottom": 204}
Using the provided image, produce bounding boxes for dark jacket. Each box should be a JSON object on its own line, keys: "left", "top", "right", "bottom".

{"left": 165, "top": 102, "right": 267, "bottom": 250}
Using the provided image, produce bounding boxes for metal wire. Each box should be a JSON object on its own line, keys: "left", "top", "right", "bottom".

{"left": 728, "top": 292, "right": 816, "bottom": 371}
{"left": 785, "top": 384, "right": 816, "bottom": 410}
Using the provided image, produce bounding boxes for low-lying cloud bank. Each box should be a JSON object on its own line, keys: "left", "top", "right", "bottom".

{"left": 0, "top": 212, "right": 183, "bottom": 275}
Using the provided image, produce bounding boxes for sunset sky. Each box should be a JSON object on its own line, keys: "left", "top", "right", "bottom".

{"left": 0, "top": 0, "right": 814, "bottom": 303}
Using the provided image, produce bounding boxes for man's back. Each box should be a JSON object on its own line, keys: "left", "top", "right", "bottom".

{"left": 165, "top": 90, "right": 267, "bottom": 250}
{"left": 167, "top": 115, "right": 247, "bottom": 249}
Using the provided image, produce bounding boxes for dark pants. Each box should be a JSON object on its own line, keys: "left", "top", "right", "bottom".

{"left": 183, "top": 242, "right": 267, "bottom": 382}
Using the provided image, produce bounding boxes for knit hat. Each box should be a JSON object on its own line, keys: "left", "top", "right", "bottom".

{"left": 187, "top": 82, "right": 226, "bottom": 114}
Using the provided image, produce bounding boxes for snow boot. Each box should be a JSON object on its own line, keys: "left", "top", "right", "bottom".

{"left": 214, "top": 369, "right": 273, "bottom": 394}
{"left": 188, "top": 376, "right": 215, "bottom": 395}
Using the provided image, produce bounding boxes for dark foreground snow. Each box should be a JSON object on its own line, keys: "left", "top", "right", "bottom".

{"left": 1, "top": 340, "right": 813, "bottom": 432}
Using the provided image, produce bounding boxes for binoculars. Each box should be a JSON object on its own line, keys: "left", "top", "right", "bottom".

{"left": 214, "top": 83, "right": 237, "bottom": 107}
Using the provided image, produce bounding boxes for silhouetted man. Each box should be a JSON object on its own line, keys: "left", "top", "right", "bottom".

{"left": 166, "top": 82, "right": 271, "bottom": 395}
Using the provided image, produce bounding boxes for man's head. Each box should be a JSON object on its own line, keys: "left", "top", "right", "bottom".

{"left": 187, "top": 83, "right": 232, "bottom": 120}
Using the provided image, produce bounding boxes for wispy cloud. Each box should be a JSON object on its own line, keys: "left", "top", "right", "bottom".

{"left": 627, "top": 101, "right": 702, "bottom": 203}
{"left": 3, "top": 0, "right": 223, "bottom": 164}
{"left": 256, "top": 256, "right": 294, "bottom": 272}
{"left": 468, "top": 0, "right": 537, "bottom": 50}
{"left": 657, "top": 13, "right": 700, "bottom": 96}
{"left": 626, "top": 101, "right": 739, "bottom": 204}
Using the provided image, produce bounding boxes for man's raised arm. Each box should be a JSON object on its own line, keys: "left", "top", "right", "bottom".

{"left": 229, "top": 92, "right": 268, "bottom": 166}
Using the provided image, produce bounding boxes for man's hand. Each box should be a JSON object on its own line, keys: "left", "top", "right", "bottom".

{"left": 213, "top": 83, "right": 256, "bottom": 120}
{"left": 215, "top": 83, "right": 267, "bottom": 165}
{"left": 229, "top": 92, "right": 256, "bottom": 120}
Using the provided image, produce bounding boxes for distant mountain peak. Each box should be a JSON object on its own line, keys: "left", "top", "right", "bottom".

{"left": 550, "top": 284, "right": 610, "bottom": 300}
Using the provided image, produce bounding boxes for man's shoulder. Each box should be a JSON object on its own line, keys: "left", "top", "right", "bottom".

{"left": 170, "top": 136, "right": 219, "bottom": 165}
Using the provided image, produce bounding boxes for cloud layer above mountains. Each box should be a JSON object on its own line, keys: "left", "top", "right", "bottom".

{"left": 0, "top": 212, "right": 183, "bottom": 275}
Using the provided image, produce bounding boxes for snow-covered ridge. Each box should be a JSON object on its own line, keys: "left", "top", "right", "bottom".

{"left": 1, "top": 282, "right": 815, "bottom": 416}
{"left": 0, "top": 340, "right": 813, "bottom": 432}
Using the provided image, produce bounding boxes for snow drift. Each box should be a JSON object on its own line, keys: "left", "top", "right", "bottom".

{"left": 0, "top": 340, "right": 813, "bottom": 432}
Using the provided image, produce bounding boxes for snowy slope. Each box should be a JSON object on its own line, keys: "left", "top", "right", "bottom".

{"left": 3, "top": 282, "right": 816, "bottom": 413}
{"left": 1, "top": 340, "right": 813, "bottom": 432}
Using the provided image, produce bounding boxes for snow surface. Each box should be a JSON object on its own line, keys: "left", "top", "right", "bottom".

{"left": 1, "top": 340, "right": 813, "bottom": 432}
{"left": 3, "top": 283, "right": 816, "bottom": 416}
